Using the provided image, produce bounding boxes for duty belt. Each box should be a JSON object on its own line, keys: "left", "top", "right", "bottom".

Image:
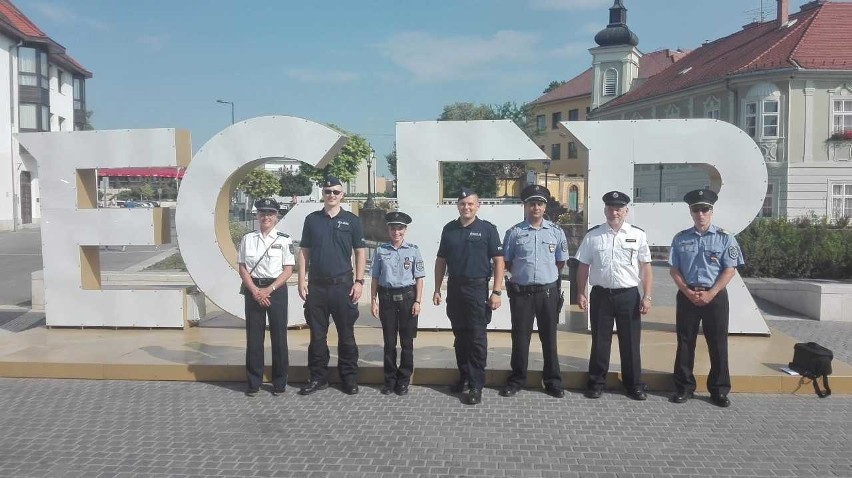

{"left": 251, "top": 277, "right": 275, "bottom": 287}
{"left": 378, "top": 285, "right": 415, "bottom": 302}
{"left": 509, "top": 281, "right": 558, "bottom": 295}
{"left": 592, "top": 285, "right": 636, "bottom": 295}
{"left": 688, "top": 285, "right": 710, "bottom": 291}
{"left": 310, "top": 273, "right": 353, "bottom": 285}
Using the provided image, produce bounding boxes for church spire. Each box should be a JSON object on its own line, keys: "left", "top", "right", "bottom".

{"left": 594, "top": 0, "right": 638, "bottom": 47}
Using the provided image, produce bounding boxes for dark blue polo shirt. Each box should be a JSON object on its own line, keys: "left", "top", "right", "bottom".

{"left": 301, "top": 209, "right": 366, "bottom": 279}
{"left": 437, "top": 217, "right": 503, "bottom": 279}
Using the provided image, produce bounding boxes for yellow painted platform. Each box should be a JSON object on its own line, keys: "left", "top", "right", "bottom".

{"left": 1, "top": 304, "right": 849, "bottom": 394}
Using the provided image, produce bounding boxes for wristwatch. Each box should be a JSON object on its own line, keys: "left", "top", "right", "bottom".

{"left": 642, "top": 296, "right": 652, "bottom": 302}
{"left": 491, "top": 290, "right": 502, "bottom": 296}
{"left": 355, "top": 279, "right": 364, "bottom": 285}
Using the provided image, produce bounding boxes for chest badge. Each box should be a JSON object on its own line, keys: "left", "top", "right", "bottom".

{"left": 548, "top": 243, "right": 556, "bottom": 253}
{"left": 404, "top": 257, "right": 411, "bottom": 270}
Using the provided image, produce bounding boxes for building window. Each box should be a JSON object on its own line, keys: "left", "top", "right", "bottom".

{"left": 568, "top": 109, "right": 579, "bottom": 121}
{"left": 19, "top": 104, "right": 37, "bottom": 129}
{"left": 704, "top": 95, "right": 721, "bottom": 119}
{"left": 539, "top": 144, "right": 545, "bottom": 152}
{"left": 603, "top": 68, "right": 618, "bottom": 96}
{"left": 663, "top": 185, "right": 678, "bottom": 202}
{"left": 551, "top": 112, "right": 562, "bottom": 129}
{"left": 41, "top": 106, "right": 49, "bottom": 131}
{"left": 568, "top": 142, "right": 578, "bottom": 159}
{"left": 763, "top": 100, "right": 779, "bottom": 137}
{"left": 634, "top": 187, "right": 644, "bottom": 199}
{"left": 551, "top": 143, "right": 561, "bottom": 160}
{"left": 760, "top": 183, "right": 775, "bottom": 218}
{"left": 569, "top": 185, "right": 579, "bottom": 211}
{"left": 536, "top": 115, "right": 546, "bottom": 132}
{"left": 743, "top": 83, "right": 783, "bottom": 140}
{"left": 665, "top": 104, "right": 680, "bottom": 119}
{"left": 830, "top": 182, "right": 852, "bottom": 221}
{"left": 586, "top": 106, "right": 591, "bottom": 115}
{"left": 73, "top": 78, "right": 85, "bottom": 110}
{"left": 833, "top": 99, "right": 852, "bottom": 133}
{"left": 630, "top": 112, "right": 643, "bottom": 120}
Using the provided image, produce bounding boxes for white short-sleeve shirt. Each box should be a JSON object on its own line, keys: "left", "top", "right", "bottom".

{"left": 575, "top": 222, "right": 651, "bottom": 288}
{"left": 238, "top": 227, "right": 296, "bottom": 279}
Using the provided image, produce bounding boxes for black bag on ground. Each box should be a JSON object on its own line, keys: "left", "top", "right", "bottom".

{"left": 789, "top": 342, "right": 833, "bottom": 398}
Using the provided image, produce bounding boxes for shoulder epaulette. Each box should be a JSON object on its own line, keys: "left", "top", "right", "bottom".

{"left": 675, "top": 228, "right": 693, "bottom": 237}
{"left": 587, "top": 224, "right": 601, "bottom": 231}
{"left": 277, "top": 231, "right": 290, "bottom": 237}
{"left": 408, "top": 243, "right": 418, "bottom": 249}
{"left": 717, "top": 227, "right": 729, "bottom": 235}
{"left": 631, "top": 225, "right": 644, "bottom": 232}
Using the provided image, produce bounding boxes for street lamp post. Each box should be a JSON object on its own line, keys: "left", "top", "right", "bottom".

{"left": 502, "top": 163, "right": 512, "bottom": 198}
{"left": 364, "top": 147, "right": 376, "bottom": 209}
{"left": 216, "top": 99, "right": 235, "bottom": 125}
{"left": 542, "top": 160, "right": 552, "bottom": 189}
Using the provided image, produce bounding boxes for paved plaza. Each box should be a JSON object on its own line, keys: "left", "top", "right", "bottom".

{"left": 0, "top": 377, "right": 851, "bottom": 478}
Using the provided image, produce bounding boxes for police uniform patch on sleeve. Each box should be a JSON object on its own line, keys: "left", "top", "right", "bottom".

{"left": 561, "top": 242, "right": 568, "bottom": 252}
{"left": 288, "top": 244, "right": 295, "bottom": 255}
{"left": 548, "top": 243, "right": 556, "bottom": 253}
{"left": 728, "top": 246, "right": 739, "bottom": 259}
{"left": 415, "top": 260, "right": 424, "bottom": 272}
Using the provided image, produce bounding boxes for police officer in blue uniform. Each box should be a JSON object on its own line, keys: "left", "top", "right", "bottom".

{"left": 500, "top": 184, "right": 568, "bottom": 398}
{"left": 669, "top": 189, "right": 744, "bottom": 408}
{"left": 576, "top": 191, "right": 653, "bottom": 400}
{"left": 297, "top": 176, "right": 367, "bottom": 396}
{"left": 433, "top": 188, "right": 505, "bottom": 405}
{"left": 238, "top": 198, "right": 296, "bottom": 397}
{"left": 370, "top": 211, "right": 425, "bottom": 396}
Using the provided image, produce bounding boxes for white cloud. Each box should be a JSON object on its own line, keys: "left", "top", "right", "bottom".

{"left": 381, "top": 30, "right": 578, "bottom": 82}
{"left": 32, "top": 2, "right": 109, "bottom": 31}
{"left": 529, "top": 0, "right": 611, "bottom": 11}
{"left": 286, "top": 68, "right": 360, "bottom": 83}
{"left": 136, "top": 34, "right": 168, "bottom": 50}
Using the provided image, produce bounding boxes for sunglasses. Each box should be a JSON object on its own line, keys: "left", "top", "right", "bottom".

{"left": 690, "top": 206, "right": 712, "bottom": 213}
{"left": 323, "top": 189, "right": 343, "bottom": 196}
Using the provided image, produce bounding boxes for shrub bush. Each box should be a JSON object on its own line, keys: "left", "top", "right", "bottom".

{"left": 738, "top": 216, "right": 852, "bottom": 279}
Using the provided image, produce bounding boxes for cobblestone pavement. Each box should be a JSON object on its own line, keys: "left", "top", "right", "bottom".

{"left": 1, "top": 378, "right": 851, "bottom": 478}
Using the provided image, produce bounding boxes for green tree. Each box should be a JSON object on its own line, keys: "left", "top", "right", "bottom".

{"left": 83, "top": 110, "right": 95, "bottom": 131}
{"left": 542, "top": 80, "right": 566, "bottom": 94}
{"left": 386, "top": 143, "right": 397, "bottom": 180}
{"left": 279, "top": 169, "right": 313, "bottom": 197}
{"left": 299, "top": 124, "right": 367, "bottom": 184}
{"left": 239, "top": 168, "right": 280, "bottom": 200}
{"left": 139, "top": 183, "right": 155, "bottom": 200}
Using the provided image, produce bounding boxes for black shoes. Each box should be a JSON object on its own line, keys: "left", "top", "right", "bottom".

{"left": 670, "top": 390, "right": 693, "bottom": 403}
{"left": 395, "top": 384, "right": 409, "bottom": 396}
{"left": 585, "top": 388, "right": 603, "bottom": 399}
{"left": 245, "top": 388, "right": 259, "bottom": 397}
{"left": 298, "top": 381, "right": 328, "bottom": 396}
{"left": 342, "top": 383, "right": 359, "bottom": 395}
{"left": 450, "top": 379, "right": 469, "bottom": 394}
{"left": 380, "top": 385, "right": 394, "bottom": 395}
{"left": 710, "top": 393, "right": 731, "bottom": 408}
{"left": 627, "top": 386, "right": 647, "bottom": 401}
{"left": 271, "top": 387, "right": 286, "bottom": 396}
{"left": 465, "top": 388, "right": 482, "bottom": 405}
{"left": 544, "top": 386, "right": 565, "bottom": 398}
{"left": 500, "top": 385, "right": 521, "bottom": 397}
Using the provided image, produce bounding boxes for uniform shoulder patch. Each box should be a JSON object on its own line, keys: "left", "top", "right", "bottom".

{"left": 276, "top": 231, "right": 290, "bottom": 237}
{"left": 728, "top": 246, "right": 739, "bottom": 259}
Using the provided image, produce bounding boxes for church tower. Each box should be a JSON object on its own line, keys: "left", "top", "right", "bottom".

{"left": 589, "top": 0, "right": 641, "bottom": 110}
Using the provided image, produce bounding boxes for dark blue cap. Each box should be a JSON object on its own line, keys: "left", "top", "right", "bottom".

{"left": 323, "top": 176, "right": 342, "bottom": 188}
{"left": 458, "top": 188, "right": 476, "bottom": 200}
{"left": 521, "top": 184, "right": 549, "bottom": 202}
{"left": 683, "top": 189, "right": 717, "bottom": 207}
{"left": 254, "top": 198, "right": 279, "bottom": 212}
{"left": 385, "top": 211, "right": 412, "bottom": 225}
{"left": 602, "top": 191, "right": 630, "bottom": 206}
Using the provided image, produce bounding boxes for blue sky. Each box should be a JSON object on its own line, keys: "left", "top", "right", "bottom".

{"left": 18, "top": 0, "right": 814, "bottom": 176}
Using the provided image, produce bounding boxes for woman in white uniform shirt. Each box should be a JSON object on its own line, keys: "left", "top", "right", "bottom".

{"left": 238, "top": 198, "right": 296, "bottom": 396}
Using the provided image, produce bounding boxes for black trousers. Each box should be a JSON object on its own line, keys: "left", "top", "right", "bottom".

{"left": 674, "top": 288, "right": 730, "bottom": 396}
{"left": 305, "top": 281, "right": 359, "bottom": 385}
{"left": 507, "top": 286, "right": 562, "bottom": 389}
{"left": 446, "top": 279, "right": 491, "bottom": 390}
{"left": 587, "top": 286, "right": 643, "bottom": 391}
{"left": 245, "top": 287, "right": 288, "bottom": 391}
{"left": 378, "top": 290, "right": 417, "bottom": 387}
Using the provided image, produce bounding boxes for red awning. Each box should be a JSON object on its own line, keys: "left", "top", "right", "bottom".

{"left": 98, "top": 167, "right": 185, "bottom": 178}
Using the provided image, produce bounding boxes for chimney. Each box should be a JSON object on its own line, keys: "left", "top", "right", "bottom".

{"left": 777, "top": 0, "right": 789, "bottom": 27}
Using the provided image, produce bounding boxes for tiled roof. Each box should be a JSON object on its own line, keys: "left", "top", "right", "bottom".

{"left": 0, "top": 0, "right": 45, "bottom": 38}
{"left": 600, "top": 1, "right": 852, "bottom": 110}
{"left": 531, "top": 49, "right": 688, "bottom": 105}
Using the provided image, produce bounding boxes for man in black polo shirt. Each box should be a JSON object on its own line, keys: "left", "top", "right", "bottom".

{"left": 297, "top": 176, "right": 367, "bottom": 396}
{"left": 432, "top": 188, "right": 504, "bottom": 405}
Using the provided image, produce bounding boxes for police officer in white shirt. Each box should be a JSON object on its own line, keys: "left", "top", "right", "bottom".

{"left": 575, "top": 191, "right": 653, "bottom": 401}
{"left": 238, "top": 198, "right": 296, "bottom": 397}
